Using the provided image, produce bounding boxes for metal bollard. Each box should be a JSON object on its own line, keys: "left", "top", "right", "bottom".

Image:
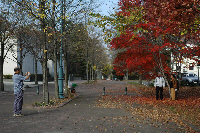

{"left": 125, "top": 87, "right": 127, "bottom": 95}
{"left": 103, "top": 87, "right": 105, "bottom": 95}
{"left": 37, "top": 86, "right": 39, "bottom": 95}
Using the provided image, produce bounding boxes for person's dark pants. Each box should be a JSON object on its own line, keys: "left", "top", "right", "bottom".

{"left": 14, "top": 90, "right": 24, "bottom": 115}
{"left": 156, "top": 86, "right": 163, "bottom": 100}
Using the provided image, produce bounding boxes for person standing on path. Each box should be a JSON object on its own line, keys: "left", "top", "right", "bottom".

{"left": 13, "top": 67, "right": 31, "bottom": 117}
{"left": 154, "top": 72, "right": 165, "bottom": 100}
{"left": 170, "top": 74, "right": 177, "bottom": 100}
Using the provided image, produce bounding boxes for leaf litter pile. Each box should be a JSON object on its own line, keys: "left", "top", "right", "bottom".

{"left": 96, "top": 83, "right": 200, "bottom": 132}
{"left": 32, "top": 93, "right": 78, "bottom": 108}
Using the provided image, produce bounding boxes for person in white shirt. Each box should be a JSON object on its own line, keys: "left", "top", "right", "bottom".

{"left": 154, "top": 72, "right": 165, "bottom": 100}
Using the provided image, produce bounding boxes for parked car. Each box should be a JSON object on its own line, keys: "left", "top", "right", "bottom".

{"left": 181, "top": 73, "right": 200, "bottom": 86}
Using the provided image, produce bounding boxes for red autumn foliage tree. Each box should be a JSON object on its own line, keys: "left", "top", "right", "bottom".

{"left": 111, "top": 0, "right": 171, "bottom": 81}
{"left": 110, "top": 0, "right": 200, "bottom": 86}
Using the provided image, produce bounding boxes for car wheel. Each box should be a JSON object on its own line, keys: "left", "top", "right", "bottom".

{"left": 187, "top": 81, "right": 190, "bottom": 86}
{"left": 190, "top": 81, "right": 193, "bottom": 87}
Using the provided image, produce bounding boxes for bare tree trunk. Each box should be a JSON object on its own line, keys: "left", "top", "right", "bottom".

{"left": 92, "top": 65, "right": 94, "bottom": 81}
{"left": 17, "top": 8, "right": 23, "bottom": 75}
{"left": 139, "top": 74, "right": 142, "bottom": 85}
{"left": 158, "top": 51, "right": 170, "bottom": 96}
{"left": 40, "top": 0, "right": 49, "bottom": 103}
{"left": 90, "top": 66, "right": 92, "bottom": 81}
{"left": 63, "top": 0, "right": 70, "bottom": 98}
{"left": 0, "top": 21, "right": 3, "bottom": 91}
{"left": 178, "top": 57, "right": 181, "bottom": 89}
{"left": 94, "top": 66, "right": 98, "bottom": 83}
{"left": 63, "top": 35, "right": 71, "bottom": 97}
{"left": 64, "top": 57, "right": 71, "bottom": 97}
{"left": 19, "top": 33, "right": 23, "bottom": 75}
{"left": 42, "top": 59, "right": 49, "bottom": 103}
{"left": 52, "top": 0, "right": 59, "bottom": 99}
{"left": 87, "top": 61, "right": 89, "bottom": 83}
{"left": 42, "top": 42, "right": 48, "bottom": 103}
{"left": 63, "top": 1, "right": 69, "bottom": 97}
{"left": 84, "top": 10, "right": 89, "bottom": 84}
{"left": 126, "top": 69, "right": 128, "bottom": 80}
{"left": 148, "top": 80, "right": 150, "bottom": 87}
{"left": 42, "top": 33, "right": 48, "bottom": 103}
{"left": 35, "top": 57, "right": 38, "bottom": 84}
{"left": 0, "top": 42, "right": 4, "bottom": 91}
{"left": 0, "top": 56, "right": 4, "bottom": 91}
{"left": 53, "top": 50, "right": 59, "bottom": 99}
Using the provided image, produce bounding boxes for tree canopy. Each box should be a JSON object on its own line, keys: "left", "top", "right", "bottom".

{"left": 92, "top": 0, "right": 200, "bottom": 80}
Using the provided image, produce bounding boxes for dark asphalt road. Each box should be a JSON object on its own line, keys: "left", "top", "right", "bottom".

{"left": 0, "top": 80, "right": 189, "bottom": 133}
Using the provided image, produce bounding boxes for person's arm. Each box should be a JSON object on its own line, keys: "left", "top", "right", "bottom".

{"left": 26, "top": 72, "right": 31, "bottom": 80}
{"left": 174, "top": 79, "right": 177, "bottom": 89}
{"left": 154, "top": 78, "right": 157, "bottom": 87}
{"left": 23, "top": 72, "right": 31, "bottom": 80}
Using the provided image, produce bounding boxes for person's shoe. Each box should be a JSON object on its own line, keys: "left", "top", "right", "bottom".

{"left": 15, "top": 114, "right": 24, "bottom": 117}
{"left": 13, "top": 113, "right": 17, "bottom": 116}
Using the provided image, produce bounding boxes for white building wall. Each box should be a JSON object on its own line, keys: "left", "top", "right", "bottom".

{"left": 171, "top": 43, "right": 199, "bottom": 76}
{"left": 47, "top": 60, "right": 54, "bottom": 77}
{"left": 3, "top": 38, "right": 55, "bottom": 77}
{"left": 172, "top": 57, "right": 199, "bottom": 76}
{"left": 181, "top": 58, "right": 199, "bottom": 75}
{"left": 48, "top": 60, "right": 65, "bottom": 78}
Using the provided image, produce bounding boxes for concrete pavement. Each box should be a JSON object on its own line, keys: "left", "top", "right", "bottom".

{"left": 0, "top": 80, "right": 192, "bottom": 133}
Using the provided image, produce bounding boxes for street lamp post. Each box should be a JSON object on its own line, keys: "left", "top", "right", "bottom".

{"left": 58, "top": 0, "right": 65, "bottom": 99}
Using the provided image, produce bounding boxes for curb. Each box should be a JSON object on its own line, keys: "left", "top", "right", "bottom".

{"left": 24, "top": 84, "right": 43, "bottom": 88}
{"left": 26, "top": 94, "right": 81, "bottom": 109}
{"left": 126, "top": 81, "right": 148, "bottom": 97}
{"left": 0, "top": 91, "right": 9, "bottom": 94}
{"left": 133, "top": 85, "right": 149, "bottom": 97}
{"left": 57, "top": 94, "right": 81, "bottom": 108}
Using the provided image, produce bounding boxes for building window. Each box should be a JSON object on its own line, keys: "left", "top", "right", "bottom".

{"left": 183, "top": 68, "right": 187, "bottom": 72}
{"left": 189, "top": 66, "right": 194, "bottom": 70}
{"left": 189, "top": 64, "right": 194, "bottom": 70}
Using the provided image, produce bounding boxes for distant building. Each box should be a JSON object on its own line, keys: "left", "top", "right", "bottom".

{"left": 3, "top": 38, "right": 54, "bottom": 77}
{"left": 171, "top": 43, "right": 200, "bottom": 76}
{"left": 172, "top": 57, "right": 199, "bottom": 75}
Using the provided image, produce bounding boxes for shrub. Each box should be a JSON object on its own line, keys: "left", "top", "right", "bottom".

{"left": 3, "top": 75, "right": 13, "bottom": 79}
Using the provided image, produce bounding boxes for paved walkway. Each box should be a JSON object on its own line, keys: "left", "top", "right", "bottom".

{"left": 0, "top": 80, "right": 191, "bottom": 133}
